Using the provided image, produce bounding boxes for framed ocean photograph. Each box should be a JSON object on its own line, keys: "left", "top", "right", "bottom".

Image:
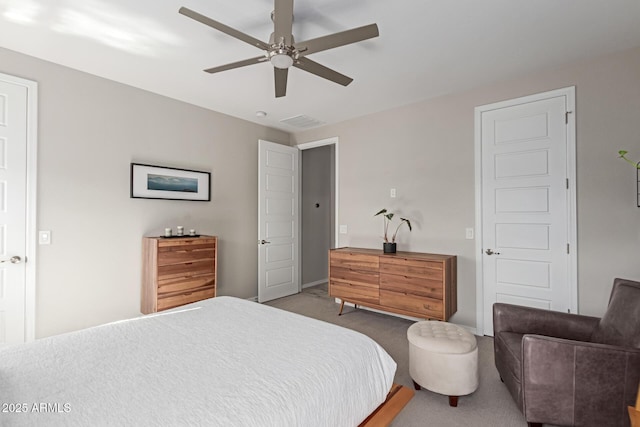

{"left": 130, "top": 163, "right": 211, "bottom": 201}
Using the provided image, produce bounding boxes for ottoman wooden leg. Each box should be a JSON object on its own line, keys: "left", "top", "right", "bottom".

{"left": 448, "top": 396, "right": 459, "bottom": 407}
{"left": 412, "top": 380, "right": 421, "bottom": 391}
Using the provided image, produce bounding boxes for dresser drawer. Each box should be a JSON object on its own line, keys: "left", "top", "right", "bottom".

{"left": 158, "top": 273, "right": 216, "bottom": 295}
{"left": 158, "top": 238, "right": 216, "bottom": 249}
{"left": 379, "top": 289, "right": 443, "bottom": 319}
{"left": 330, "top": 266, "right": 379, "bottom": 287}
{"left": 330, "top": 252, "right": 379, "bottom": 271}
{"left": 380, "top": 257, "right": 442, "bottom": 279}
{"left": 158, "top": 260, "right": 215, "bottom": 279}
{"left": 158, "top": 246, "right": 216, "bottom": 266}
{"left": 379, "top": 273, "right": 443, "bottom": 300}
{"left": 157, "top": 287, "right": 215, "bottom": 311}
{"left": 330, "top": 279, "right": 379, "bottom": 305}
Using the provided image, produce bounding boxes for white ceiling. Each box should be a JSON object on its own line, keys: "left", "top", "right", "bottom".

{"left": 1, "top": 0, "right": 640, "bottom": 132}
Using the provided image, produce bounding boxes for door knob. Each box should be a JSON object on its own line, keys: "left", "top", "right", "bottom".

{"left": 485, "top": 249, "right": 500, "bottom": 255}
{"left": 259, "top": 240, "right": 271, "bottom": 245}
{"left": 0, "top": 256, "right": 22, "bottom": 264}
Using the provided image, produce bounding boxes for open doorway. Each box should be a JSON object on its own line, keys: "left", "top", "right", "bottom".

{"left": 298, "top": 138, "right": 338, "bottom": 293}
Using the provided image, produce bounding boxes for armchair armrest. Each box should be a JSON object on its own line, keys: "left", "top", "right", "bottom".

{"left": 521, "top": 334, "right": 640, "bottom": 426}
{"left": 493, "top": 303, "right": 600, "bottom": 341}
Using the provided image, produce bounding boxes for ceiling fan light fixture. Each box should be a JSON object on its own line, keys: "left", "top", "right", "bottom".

{"left": 270, "top": 52, "right": 294, "bottom": 69}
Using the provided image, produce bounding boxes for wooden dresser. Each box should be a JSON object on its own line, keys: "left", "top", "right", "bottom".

{"left": 141, "top": 235, "right": 217, "bottom": 314}
{"left": 329, "top": 247, "right": 457, "bottom": 321}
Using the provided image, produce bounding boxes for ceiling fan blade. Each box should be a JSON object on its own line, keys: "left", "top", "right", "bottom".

{"left": 204, "top": 56, "right": 268, "bottom": 74}
{"left": 293, "top": 57, "right": 353, "bottom": 86}
{"left": 179, "top": 7, "right": 269, "bottom": 50}
{"left": 295, "top": 23, "right": 379, "bottom": 56}
{"left": 274, "top": 68, "right": 288, "bottom": 98}
{"left": 273, "top": 0, "right": 294, "bottom": 45}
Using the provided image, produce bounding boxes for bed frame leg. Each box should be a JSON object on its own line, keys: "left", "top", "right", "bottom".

{"left": 338, "top": 300, "right": 345, "bottom": 315}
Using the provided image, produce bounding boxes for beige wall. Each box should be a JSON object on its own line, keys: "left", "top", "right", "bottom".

{"left": 0, "top": 47, "right": 289, "bottom": 338}
{"left": 293, "top": 46, "right": 640, "bottom": 329}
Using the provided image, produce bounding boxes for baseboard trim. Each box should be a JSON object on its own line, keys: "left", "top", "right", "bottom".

{"left": 302, "top": 279, "right": 327, "bottom": 289}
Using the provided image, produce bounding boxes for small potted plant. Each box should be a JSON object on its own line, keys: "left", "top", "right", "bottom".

{"left": 374, "top": 208, "right": 412, "bottom": 253}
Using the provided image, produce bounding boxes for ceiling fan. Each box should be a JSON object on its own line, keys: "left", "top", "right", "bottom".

{"left": 179, "top": 0, "right": 379, "bottom": 98}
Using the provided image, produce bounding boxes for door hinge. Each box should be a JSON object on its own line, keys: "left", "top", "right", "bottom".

{"left": 565, "top": 111, "right": 573, "bottom": 124}
{"left": 566, "top": 178, "right": 569, "bottom": 189}
{"left": 567, "top": 243, "right": 570, "bottom": 254}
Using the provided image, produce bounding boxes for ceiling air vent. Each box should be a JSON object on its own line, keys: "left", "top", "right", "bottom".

{"left": 280, "top": 115, "right": 325, "bottom": 129}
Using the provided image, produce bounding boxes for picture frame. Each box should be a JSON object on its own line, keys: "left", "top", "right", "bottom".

{"left": 130, "top": 163, "right": 211, "bottom": 201}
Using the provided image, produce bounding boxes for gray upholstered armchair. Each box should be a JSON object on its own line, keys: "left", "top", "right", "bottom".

{"left": 493, "top": 278, "right": 640, "bottom": 427}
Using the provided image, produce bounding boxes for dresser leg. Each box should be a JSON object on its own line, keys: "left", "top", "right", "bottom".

{"left": 338, "top": 300, "right": 345, "bottom": 315}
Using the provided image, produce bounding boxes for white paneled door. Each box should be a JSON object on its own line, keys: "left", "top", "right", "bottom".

{"left": 258, "top": 140, "right": 300, "bottom": 303}
{"left": 476, "top": 87, "right": 577, "bottom": 336}
{"left": 0, "top": 75, "right": 35, "bottom": 344}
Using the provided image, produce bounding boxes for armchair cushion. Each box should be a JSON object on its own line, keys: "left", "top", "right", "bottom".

{"left": 590, "top": 278, "right": 640, "bottom": 348}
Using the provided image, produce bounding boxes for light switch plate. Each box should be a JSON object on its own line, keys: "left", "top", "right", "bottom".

{"left": 339, "top": 225, "right": 348, "bottom": 234}
{"left": 465, "top": 228, "right": 474, "bottom": 240}
{"left": 39, "top": 230, "right": 52, "bottom": 245}
{"left": 390, "top": 188, "right": 396, "bottom": 198}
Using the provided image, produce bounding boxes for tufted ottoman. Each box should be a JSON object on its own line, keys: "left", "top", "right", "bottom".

{"left": 407, "top": 320, "right": 478, "bottom": 407}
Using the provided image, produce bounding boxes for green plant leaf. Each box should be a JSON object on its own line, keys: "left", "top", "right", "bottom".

{"left": 374, "top": 208, "right": 387, "bottom": 216}
{"left": 401, "top": 218, "right": 412, "bottom": 231}
{"left": 618, "top": 150, "right": 640, "bottom": 168}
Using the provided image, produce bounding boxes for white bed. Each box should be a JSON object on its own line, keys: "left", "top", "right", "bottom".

{"left": 0, "top": 296, "right": 398, "bottom": 426}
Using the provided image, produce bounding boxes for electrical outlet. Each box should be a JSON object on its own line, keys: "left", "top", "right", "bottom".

{"left": 390, "top": 188, "right": 396, "bottom": 198}
{"left": 339, "top": 225, "right": 348, "bottom": 234}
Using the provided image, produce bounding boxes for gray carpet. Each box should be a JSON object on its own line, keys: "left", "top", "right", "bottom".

{"left": 266, "top": 284, "right": 528, "bottom": 427}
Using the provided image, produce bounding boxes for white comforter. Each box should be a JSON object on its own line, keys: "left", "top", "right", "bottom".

{"left": 0, "top": 296, "right": 396, "bottom": 427}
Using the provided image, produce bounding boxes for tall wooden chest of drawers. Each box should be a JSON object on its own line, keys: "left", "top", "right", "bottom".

{"left": 329, "top": 247, "right": 456, "bottom": 320}
{"left": 141, "top": 235, "right": 217, "bottom": 314}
